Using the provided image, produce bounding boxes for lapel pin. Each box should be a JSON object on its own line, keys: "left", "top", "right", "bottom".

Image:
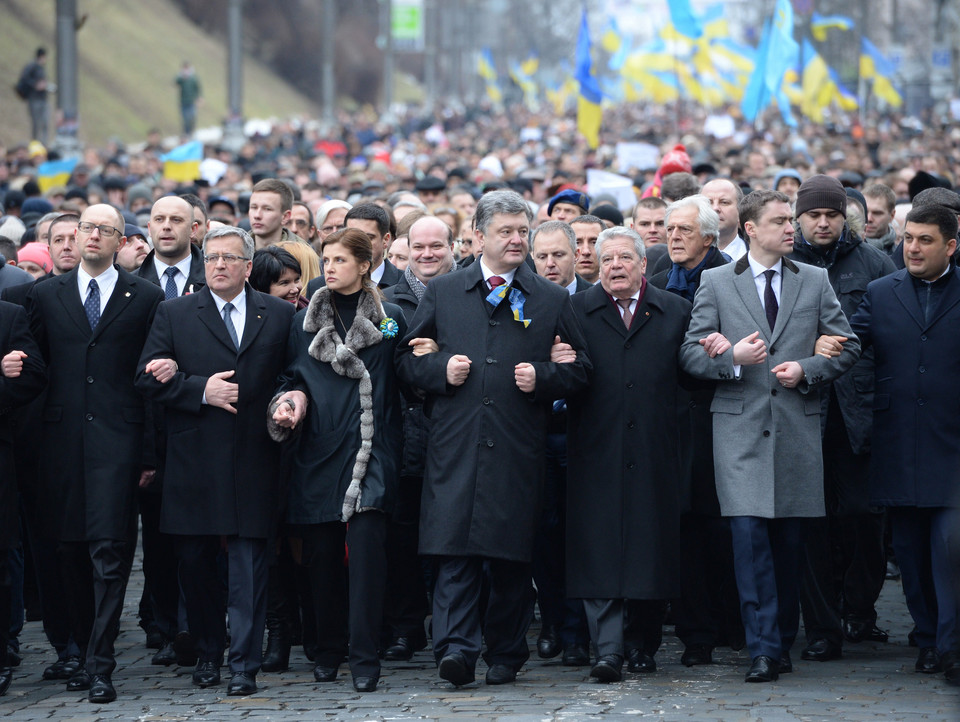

{"left": 258, "top": 315, "right": 262, "bottom": 319}
{"left": 124, "top": 292, "right": 131, "bottom": 297}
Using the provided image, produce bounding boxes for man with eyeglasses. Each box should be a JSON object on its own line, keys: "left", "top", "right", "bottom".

{"left": 136, "top": 226, "right": 294, "bottom": 696}
{"left": 25, "top": 204, "right": 165, "bottom": 703}
{"left": 287, "top": 201, "right": 318, "bottom": 243}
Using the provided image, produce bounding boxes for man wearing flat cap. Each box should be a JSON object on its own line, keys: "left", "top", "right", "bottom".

{"left": 548, "top": 190, "right": 590, "bottom": 223}
{"left": 789, "top": 174, "right": 896, "bottom": 666}
{"left": 415, "top": 177, "right": 447, "bottom": 206}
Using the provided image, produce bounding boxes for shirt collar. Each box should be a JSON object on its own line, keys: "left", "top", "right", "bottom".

{"left": 479, "top": 257, "right": 517, "bottom": 286}
{"left": 77, "top": 263, "right": 118, "bottom": 290}
{"left": 154, "top": 253, "right": 193, "bottom": 278}
{"left": 211, "top": 287, "right": 246, "bottom": 315}
{"left": 748, "top": 253, "right": 782, "bottom": 279}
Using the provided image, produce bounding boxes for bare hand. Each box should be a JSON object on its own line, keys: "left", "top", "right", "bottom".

{"left": 515, "top": 362, "right": 536, "bottom": 393}
{"left": 139, "top": 469, "right": 156, "bottom": 489}
{"left": 1, "top": 350, "right": 27, "bottom": 378}
{"left": 815, "top": 334, "right": 846, "bottom": 358}
{"left": 699, "top": 332, "right": 732, "bottom": 358}
{"left": 550, "top": 335, "right": 575, "bottom": 364}
{"left": 409, "top": 337, "right": 439, "bottom": 356}
{"left": 772, "top": 361, "right": 805, "bottom": 388}
{"left": 732, "top": 331, "right": 767, "bottom": 365}
{"left": 205, "top": 370, "right": 239, "bottom": 414}
{"left": 145, "top": 358, "right": 178, "bottom": 384}
{"left": 446, "top": 355, "right": 472, "bottom": 386}
{"left": 272, "top": 390, "right": 308, "bottom": 429}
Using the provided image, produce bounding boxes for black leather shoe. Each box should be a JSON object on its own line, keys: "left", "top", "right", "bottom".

{"left": 942, "top": 651, "right": 960, "bottom": 687}
{"left": 383, "top": 636, "right": 427, "bottom": 662}
{"left": 681, "top": 645, "right": 713, "bottom": 667}
{"left": 313, "top": 665, "right": 338, "bottom": 682}
{"left": 192, "top": 660, "right": 221, "bottom": 687}
{"left": 485, "top": 664, "right": 517, "bottom": 685}
{"left": 590, "top": 655, "right": 623, "bottom": 683}
{"left": 66, "top": 668, "right": 92, "bottom": 691}
{"left": 227, "top": 672, "right": 257, "bottom": 696}
{"left": 779, "top": 651, "right": 793, "bottom": 673}
{"left": 843, "top": 619, "right": 889, "bottom": 643}
{"left": 145, "top": 629, "right": 164, "bottom": 650}
{"left": 7, "top": 647, "right": 21, "bottom": 667}
{"left": 537, "top": 626, "right": 562, "bottom": 659}
{"left": 562, "top": 643, "right": 590, "bottom": 666}
{"left": 88, "top": 674, "right": 116, "bottom": 703}
{"left": 152, "top": 642, "right": 177, "bottom": 666}
{"left": 353, "top": 675, "right": 378, "bottom": 692}
{"left": 0, "top": 668, "right": 11, "bottom": 696}
{"left": 745, "top": 655, "right": 779, "bottom": 683}
{"left": 174, "top": 631, "right": 198, "bottom": 667}
{"left": 627, "top": 649, "right": 657, "bottom": 673}
{"left": 916, "top": 647, "right": 942, "bottom": 674}
{"left": 438, "top": 652, "right": 474, "bottom": 686}
{"left": 800, "top": 638, "right": 842, "bottom": 662}
{"left": 44, "top": 656, "right": 81, "bottom": 680}
{"left": 261, "top": 630, "right": 290, "bottom": 672}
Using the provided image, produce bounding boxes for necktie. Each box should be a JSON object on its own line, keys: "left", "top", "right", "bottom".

{"left": 163, "top": 267, "right": 178, "bottom": 300}
{"left": 488, "top": 275, "right": 506, "bottom": 291}
{"left": 617, "top": 298, "right": 633, "bottom": 329}
{"left": 763, "top": 269, "right": 778, "bottom": 332}
{"left": 222, "top": 302, "right": 239, "bottom": 349}
{"left": 84, "top": 279, "right": 100, "bottom": 330}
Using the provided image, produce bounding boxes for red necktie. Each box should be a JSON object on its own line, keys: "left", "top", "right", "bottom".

{"left": 489, "top": 275, "right": 506, "bottom": 291}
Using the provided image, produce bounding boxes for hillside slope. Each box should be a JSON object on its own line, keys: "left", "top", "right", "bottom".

{"left": 0, "top": 0, "right": 322, "bottom": 148}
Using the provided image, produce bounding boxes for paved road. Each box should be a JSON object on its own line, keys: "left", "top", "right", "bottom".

{"left": 2, "top": 555, "right": 958, "bottom": 721}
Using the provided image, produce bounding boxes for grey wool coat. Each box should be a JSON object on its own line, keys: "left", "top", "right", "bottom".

{"left": 395, "top": 260, "right": 591, "bottom": 563}
{"left": 679, "top": 254, "right": 860, "bottom": 519}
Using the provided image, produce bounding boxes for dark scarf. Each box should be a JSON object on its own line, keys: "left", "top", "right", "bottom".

{"left": 666, "top": 246, "right": 718, "bottom": 302}
{"left": 403, "top": 266, "right": 427, "bottom": 302}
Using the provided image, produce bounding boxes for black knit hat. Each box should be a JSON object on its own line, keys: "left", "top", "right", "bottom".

{"left": 795, "top": 174, "right": 847, "bottom": 218}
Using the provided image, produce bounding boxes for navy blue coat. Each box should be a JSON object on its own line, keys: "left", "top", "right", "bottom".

{"left": 849, "top": 267, "right": 960, "bottom": 507}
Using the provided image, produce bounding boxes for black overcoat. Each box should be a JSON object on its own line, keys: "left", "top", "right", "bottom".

{"left": 0, "top": 301, "right": 46, "bottom": 549}
{"left": 396, "top": 261, "right": 591, "bottom": 563}
{"left": 135, "top": 285, "right": 294, "bottom": 538}
{"left": 26, "top": 267, "right": 163, "bottom": 541}
{"left": 565, "top": 282, "right": 690, "bottom": 599}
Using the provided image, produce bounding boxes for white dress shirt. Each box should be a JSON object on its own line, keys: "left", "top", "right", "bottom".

{"left": 153, "top": 255, "right": 194, "bottom": 297}
{"left": 77, "top": 264, "right": 119, "bottom": 314}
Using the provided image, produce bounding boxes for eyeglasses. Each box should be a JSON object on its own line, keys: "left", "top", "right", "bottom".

{"left": 292, "top": 219, "right": 311, "bottom": 229}
{"left": 203, "top": 253, "right": 249, "bottom": 264}
{"left": 78, "top": 221, "right": 122, "bottom": 238}
{"left": 320, "top": 224, "right": 345, "bottom": 234}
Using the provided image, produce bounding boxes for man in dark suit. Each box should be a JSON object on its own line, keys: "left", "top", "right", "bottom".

{"left": 529, "top": 220, "right": 591, "bottom": 666}
{"left": 396, "top": 190, "right": 591, "bottom": 687}
{"left": 650, "top": 195, "right": 740, "bottom": 669}
{"left": 25, "top": 204, "right": 164, "bottom": 703}
{"left": 136, "top": 226, "right": 294, "bottom": 696}
{"left": 566, "top": 226, "right": 690, "bottom": 683}
{"left": 306, "top": 203, "right": 400, "bottom": 297}
{"left": 0, "top": 301, "right": 46, "bottom": 697}
{"left": 136, "top": 195, "right": 207, "bottom": 666}
{"left": 680, "top": 190, "right": 860, "bottom": 683}
{"left": 849, "top": 203, "right": 960, "bottom": 687}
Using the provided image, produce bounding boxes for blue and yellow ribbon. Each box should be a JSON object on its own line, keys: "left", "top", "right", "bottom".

{"left": 486, "top": 285, "right": 532, "bottom": 328}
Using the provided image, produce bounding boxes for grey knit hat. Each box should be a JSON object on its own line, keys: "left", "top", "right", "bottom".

{"left": 795, "top": 174, "right": 847, "bottom": 218}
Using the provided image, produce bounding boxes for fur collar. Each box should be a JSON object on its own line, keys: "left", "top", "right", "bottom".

{"left": 303, "top": 286, "right": 385, "bottom": 378}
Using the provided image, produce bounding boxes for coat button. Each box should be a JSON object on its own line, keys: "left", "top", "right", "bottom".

{"left": 626, "top": 382, "right": 634, "bottom": 389}
{"left": 771, "top": 388, "right": 777, "bottom": 396}
{"left": 486, "top": 439, "right": 495, "bottom": 447}
{"left": 627, "top": 462, "right": 635, "bottom": 469}
{"left": 769, "top": 347, "right": 776, "bottom": 355}
{"left": 627, "top": 421, "right": 635, "bottom": 429}
{"left": 489, "top": 319, "right": 498, "bottom": 326}
{"left": 86, "top": 376, "right": 94, "bottom": 384}
{"left": 482, "top": 397, "right": 491, "bottom": 405}
{"left": 921, "top": 335, "right": 927, "bottom": 341}
{"left": 89, "top": 341, "right": 96, "bottom": 348}
{"left": 918, "top": 398, "right": 925, "bottom": 406}
{"left": 85, "top": 413, "right": 94, "bottom": 421}
{"left": 486, "top": 357, "right": 495, "bottom": 364}
{"left": 919, "top": 366, "right": 925, "bottom": 373}
{"left": 762, "top": 430, "right": 770, "bottom": 437}
{"left": 624, "top": 342, "right": 631, "bottom": 349}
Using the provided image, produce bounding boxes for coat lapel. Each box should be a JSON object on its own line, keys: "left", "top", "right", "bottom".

{"left": 732, "top": 255, "right": 771, "bottom": 338}
{"left": 892, "top": 273, "right": 926, "bottom": 329}
{"left": 55, "top": 269, "right": 94, "bottom": 335}
{"left": 197, "top": 287, "right": 240, "bottom": 353}
{"left": 769, "top": 258, "right": 801, "bottom": 347}
{"left": 923, "top": 267, "right": 960, "bottom": 329}
{"left": 238, "top": 286, "right": 266, "bottom": 355}
{"left": 91, "top": 268, "right": 136, "bottom": 340}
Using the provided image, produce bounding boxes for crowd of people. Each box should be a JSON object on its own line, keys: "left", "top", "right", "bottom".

{"left": 0, "top": 101, "right": 959, "bottom": 706}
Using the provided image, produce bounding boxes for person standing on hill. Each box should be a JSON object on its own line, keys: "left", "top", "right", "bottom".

{"left": 175, "top": 61, "right": 202, "bottom": 136}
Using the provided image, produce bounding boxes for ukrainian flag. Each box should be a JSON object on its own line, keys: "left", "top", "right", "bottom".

{"left": 575, "top": 9, "right": 602, "bottom": 149}
{"left": 666, "top": 0, "right": 702, "bottom": 39}
{"left": 37, "top": 158, "right": 78, "bottom": 194}
{"left": 810, "top": 13, "right": 854, "bottom": 43}
{"left": 741, "top": 0, "right": 798, "bottom": 125}
{"left": 161, "top": 141, "right": 202, "bottom": 183}
{"left": 478, "top": 48, "right": 503, "bottom": 104}
{"left": 801, "top": 39, "right": 833, "bottom": 123}
{"left": 860, "top": 38, "right": 902, "bottom": 107}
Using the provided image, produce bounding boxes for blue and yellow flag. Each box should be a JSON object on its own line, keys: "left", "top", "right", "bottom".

{"left": 37, "top": 158, "right": 78, "bottom": 193}
{"left": 161, "top": 141, "right": 202, "bottom": 183}
{"left": 741, "top": 0, "right": 798, "bottom": 125}
{"left": 478, "top": 48, "right": 503, "bottom": 104}
{"left": 860, "top": 38, "right": 902, "bottom": 107}
{"left": 575, "top": 9, "right": 602, "bottom": 149}
{"left": 810, "top": 13, "right": 854, "bottom": 42}
{"left": 666, "top": 0, "right": 702, "bottom": 39}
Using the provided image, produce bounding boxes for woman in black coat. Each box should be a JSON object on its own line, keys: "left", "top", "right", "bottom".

{"left": 269, "top": 229, "right": 405, "bottom": 693}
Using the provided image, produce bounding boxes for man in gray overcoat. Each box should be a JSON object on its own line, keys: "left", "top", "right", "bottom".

{"left": 679, "top": 189, "right": 860, "bottom": 684}
{"left": 396, "top": 190, "right": 590, "bottom": 687}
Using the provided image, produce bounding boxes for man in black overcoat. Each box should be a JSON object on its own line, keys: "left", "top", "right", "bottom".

{"left": 25, "top": 204, "right": 164, "bottom": 703}
{"left": 396, "top": 190, "right": 591, "bottom": 687}
{"left": 0, "top": 301, "right": 46, "bottom": 697}
{"left": 136, "top": 226, "right": 294, "bottom": 696}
